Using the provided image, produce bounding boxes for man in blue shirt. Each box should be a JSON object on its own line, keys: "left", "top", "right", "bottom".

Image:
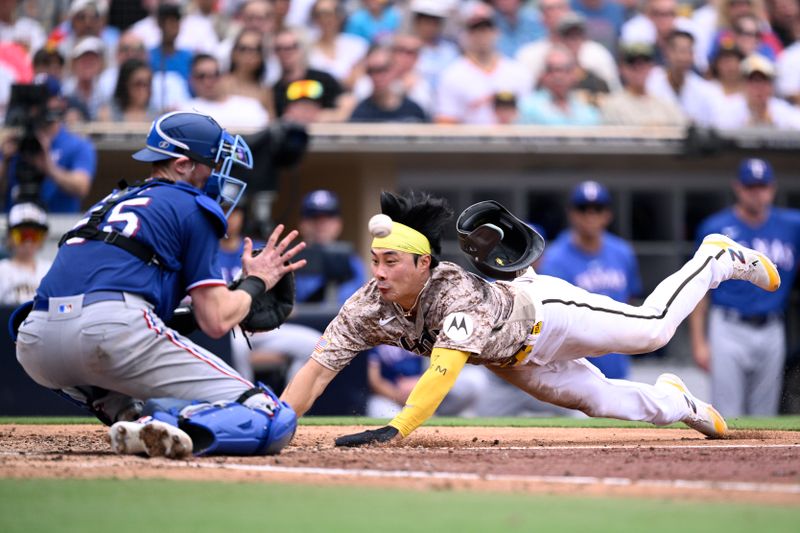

{"left": 492, "top": 0, "right": 546, "bottom": 58}
{"left": 1, "top": 76, "right": 96, "bottom": 213}
{"left": 690, "top": 159, "right": 800, "bottom": 416}
{"left": 149, "top": 3, "right": 193, "bottom": 83}
{"left": 14, "top": 111, "right": 304, "bottom": 458}
{"left": 539, "top": 180, "right": 642, "bottom": 378}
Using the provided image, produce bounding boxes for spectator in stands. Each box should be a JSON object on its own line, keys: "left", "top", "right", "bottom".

{"left": 621, "top": 0, "right": 691, "bottom": 67}
{"left": 97, "top": 58, "right": 155, "bottom": 123}
{"left": 0, "top": 76, "right": 95, "bottom": 213}
{"left": 408, "top": 0, "right": 460, "bottom": 90}
{"left": 517, "top": 45, "right": 601, "bottom": 125}
{"left": 571, "top": 0, "right": 626, "bottom": 52}
{"left": 492, "top": 91, "right": 519, "bottom": 123}
{"left": 766, "top": 0, "right": 800, "bottom": 47}
{"left": 349, "top": 46, "right": 428, "bottom": 123}
{"left": 55, "top": 0, "right": 118, "bottom": 64}
{"left": 97, "top": 30, "right": 189, "bottom": 115}
{"left": 294, "top": 189, "right": 366, "bottom": 306}
{"left": 707, "top": 41, "right": 746, "bottom": 107}
{"left": 308, "top": 0, "right": 369, "bottom": 90}
{"left": 178, "top": 0, "right": 223, "bottom": 54}
{"left": 216, "top": 0, "right": 280, "bottom": 86}
{"left": 516, "top": 3, "right": 620, "bottom": 93}
{"left": 491, "top": 0, "right": 546, "bottom": 58}
{"left": 272, "top": 27, "right": 349, "bottom": 122}
{"left": 538, "top": 181, "right": 642, "bottom": 379}
{"left": 645, "top": 30, "right": 720, "bottom": 127}
{"left": 352, "top": 33, "right": 434, "bottom": 115}
{"left": 149, "top": 3, "right": 193, "bottom": 83}
{"left": 601, "top": 42, "right": 686, "bottom": 126}
{"left": 345, "top": 0, "right": 402, "bottom": 45}
{"left": 708, "top": 12, "right": 783, "bottom": 63}
{"left": 32, "top": 48, "right": 65, "bottom": 80}
{"left": 435, "top": 1, "right": 530, "bottom": 124}
{"left": 181, "top": 54, "right": 269, "bottom": 130}
{"left": 0, "top": 202, "right": 50, "bottom": 305}
{"left": 0, "top": 0, "right": 46, "bottom": 57}
{"left": 220, "top": 28, "right": 275, "bottom": 118}
{"left": 280, "top": 79, "right": 328, "bottom": 124}
{"left": 690, "top": 158, "right": 800, "bottom": 417}
{"left": 776, "top": 34, "right": 800, "bottom": 104}
{"left": 556, "top": 13, "right": 618, "bottom": 104}
{"left": 712, "top": 54, "right": 800, "bottom": 129}
{"left": 61, "top": 36, "right": 105, "bottom": 120}
{"left": 366, "top": 344, "right": 488, "bottom": 418}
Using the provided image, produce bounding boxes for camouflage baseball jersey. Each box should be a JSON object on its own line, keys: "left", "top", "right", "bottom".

{"left": 311, "top": 262, "right": 535, "bottom": 371}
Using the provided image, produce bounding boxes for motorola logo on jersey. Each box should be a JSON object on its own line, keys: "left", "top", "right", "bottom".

{"left": 443, "top": 312, "right": 474, "bottom": 342}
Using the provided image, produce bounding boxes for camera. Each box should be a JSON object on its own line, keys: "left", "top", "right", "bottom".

{"left": 4, "top": 83, "right": 59, "bottom": 204}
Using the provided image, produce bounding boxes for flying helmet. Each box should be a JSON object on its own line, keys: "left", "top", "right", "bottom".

{"left": 456, "top": 200, "right": 545, "bottom": 280}
{"left": 132, "top": 111, "right": 253, "bottom": 216}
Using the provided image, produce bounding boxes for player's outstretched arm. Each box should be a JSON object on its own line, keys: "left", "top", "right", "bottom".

{"left": 281, "top": 359, "right": 339, "bottom": 417}
{"left": 335, "top": 348, "right": 470, "bottom": 447}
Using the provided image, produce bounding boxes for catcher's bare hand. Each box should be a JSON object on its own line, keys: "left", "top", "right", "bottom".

{"left": 242, "top": 225, "right": 306, "bottom": 290}
{"left": 334, "top": 426, "right": 399, "bottom": 447}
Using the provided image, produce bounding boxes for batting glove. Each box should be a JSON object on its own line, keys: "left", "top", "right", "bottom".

{"left": 334, "top": 426, "right": 399, "bottom": 447}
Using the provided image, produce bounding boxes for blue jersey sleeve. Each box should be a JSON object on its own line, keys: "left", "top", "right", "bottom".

{"left": 70, "top": 136, "right": 97, "bottom": 179}
{"left": 180, "top": 208, "right": 226, "bottom": 292}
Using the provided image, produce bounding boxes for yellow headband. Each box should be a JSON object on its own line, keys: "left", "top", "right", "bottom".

{"left": 372, "top": 221, "right": 431, "bottom": 256}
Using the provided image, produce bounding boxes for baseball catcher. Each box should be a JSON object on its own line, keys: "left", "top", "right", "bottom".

{"left": 12, "top": 111, "right": 302, "bottom": 458}
{"left": 282, "top": 191, "right": 781, "bottom": 446}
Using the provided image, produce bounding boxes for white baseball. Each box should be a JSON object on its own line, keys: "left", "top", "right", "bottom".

{"left": 368, "top": 214, "right": 393, "bottom": 237}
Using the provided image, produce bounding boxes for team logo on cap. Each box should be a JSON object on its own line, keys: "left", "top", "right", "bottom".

{"left": 158, "top": 140, "right": 170, "bottom": 149}
{"left": 443, "top": 312, "right": 474, "bottom": 342}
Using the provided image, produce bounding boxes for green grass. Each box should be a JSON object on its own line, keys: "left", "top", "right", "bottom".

{"left": 3, "top": 415, "right": 798, "bottom": 430}
{"left": 0, "top": 479, "right": 797, "bottom": 533}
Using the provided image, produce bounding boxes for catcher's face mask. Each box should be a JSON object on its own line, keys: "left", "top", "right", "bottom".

{"left": 203, "top": 131, "right": 253, "bottom": 218}
{"left": 456, "top": 200, "right": 545, "bottom": 280}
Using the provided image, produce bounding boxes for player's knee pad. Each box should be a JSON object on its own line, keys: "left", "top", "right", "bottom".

{"left": 177, "top": 400, "right": 297, "bottom": 456}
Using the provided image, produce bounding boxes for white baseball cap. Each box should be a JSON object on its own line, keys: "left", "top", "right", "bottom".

{"left": 71, "top": 36, "right": 105, "bottom": 60}
{"left": 68, "top": 0, "right": 108, "bottom": 18}
{"left": 410, "top": 0, "right": 455, "bottom": 18}
{"left": 8, "top": 203, "right": 48, "bottom": 231}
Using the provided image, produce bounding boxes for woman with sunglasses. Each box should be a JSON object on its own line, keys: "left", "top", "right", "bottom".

{"left": 0, "top": 203, "right": 51, "bottom": 305}
{"left": 220, "top": 28, "right": 276, "bottom": 119}
{"left": 98, "top": 59, "right": 156, "bottom": 123}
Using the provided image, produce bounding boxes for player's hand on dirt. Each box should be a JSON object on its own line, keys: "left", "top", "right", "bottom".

{"left": 241, "top": 226, "right": 306, "bottom": 290}
{"left": 692, "top": 339, "right": 711, "bottom": 372}
{"left": 334, "top": 426, "right": 399, "bottom": 447}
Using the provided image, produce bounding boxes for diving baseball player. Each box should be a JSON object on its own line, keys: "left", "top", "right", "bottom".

{"left": 12, "top": 111, "right": 301, "bottom": 458}
{"left": 282, "top": 191, "right": 781, "bottom": 446}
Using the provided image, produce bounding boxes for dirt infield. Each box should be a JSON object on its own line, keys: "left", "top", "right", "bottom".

{"left": 1, "top": 424, "right": 799, "bottom": 504}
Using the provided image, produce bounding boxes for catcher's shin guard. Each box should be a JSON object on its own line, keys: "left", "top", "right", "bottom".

{"left": 177, "top": 399, "right": 297, "bottom": 455}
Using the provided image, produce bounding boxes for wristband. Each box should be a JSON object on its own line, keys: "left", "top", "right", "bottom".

{"left": 236, "top": 275, "right": 266, "bottom": 298}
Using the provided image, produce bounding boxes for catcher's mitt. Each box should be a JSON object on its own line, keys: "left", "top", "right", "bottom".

{"left": 230, "top": 271, "right": 295, "bottom": 333}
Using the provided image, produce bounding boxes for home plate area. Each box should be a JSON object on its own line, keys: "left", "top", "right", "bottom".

{"left": 1, "top": 425, "right": 798, "bottom": 504}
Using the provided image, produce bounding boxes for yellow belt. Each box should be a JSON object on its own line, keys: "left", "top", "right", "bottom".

{"left": 500, "top": 321, "right": 542, "bottom": 367}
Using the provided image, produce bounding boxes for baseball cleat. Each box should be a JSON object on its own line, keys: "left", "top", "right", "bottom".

{"left": 109, "top": 419, "right": 193, "bottom": 459}
{"left": 698, "top": 233, "right": 780, "bottom": 292}
{"left": 655, "top": 373, "right": 728, "bottom": 439}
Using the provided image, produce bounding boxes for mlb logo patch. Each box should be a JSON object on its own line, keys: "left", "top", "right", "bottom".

{"left": 57, "top": 304, "right": 73, "bottom": 313}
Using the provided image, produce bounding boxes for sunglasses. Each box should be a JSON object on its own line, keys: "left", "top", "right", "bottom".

{"left": 235, "top": 44, "right": 262, "bottom": 53}
{"left": 574, "top": 204, "right": 608, "bottom": 213}
{"left": 545, "top": 63, "right": 573, "bottom": 73}
{"left": 193, "top": 71, "right": 219, "bottom": 80}
{"left": 10, "top": 227, "right": 46, "bottom": 246}
{"left": 129, "top": 78, "right": 151, "bottom": 88}
{"left": 367, "top": 64, "right": 391, "bottom": 75}
{"left": 467, "top": 20, "right": 495, "bottom": 31}
{"left": 392, "top": 46, "right": 420, "bottom": 55}
{"left": 286, "top": 79, "right": 323, "bottom": 101}
{"left": 275, "top": 43, "right": 299, "bottom": 52}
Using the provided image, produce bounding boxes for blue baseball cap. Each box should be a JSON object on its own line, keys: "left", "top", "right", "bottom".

{"left": 738, "top": 158, "right": 774, "bottom": 186}
{"left": 571, "top": 181, "right": 611, "bottom": 207}
{"left": 301, "top": 189, "right": 340, "bottom": 217}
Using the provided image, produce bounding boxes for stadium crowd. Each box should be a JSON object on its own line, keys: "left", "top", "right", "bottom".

{"left": 0, "top": 0, "right": 798, "bottom": 129}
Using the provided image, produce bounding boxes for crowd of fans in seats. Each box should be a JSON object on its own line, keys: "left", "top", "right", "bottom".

{"left": 1, "top": 0, "right": 800, "bottom": 130}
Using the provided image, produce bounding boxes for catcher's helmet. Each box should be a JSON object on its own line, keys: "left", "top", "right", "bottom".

{"left": 132, "top": 111, "right": 253, "bottom": 216}
{"left": 456, "top": 200, "right": 545, "bottom": 280}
